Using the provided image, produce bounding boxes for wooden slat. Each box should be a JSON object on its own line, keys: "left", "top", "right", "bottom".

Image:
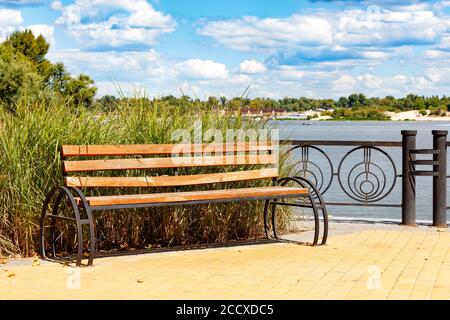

{"left": 80, "top": 186, "right": 308, "bottom": 206}
{"left": 63, "top": 154, "right": 276, "bottom": 172}
{"left": 65, "top": 168, "right": 279, "bottom": 188}
{"left": 62, "top": 142, "right": 274, "bottom": 157}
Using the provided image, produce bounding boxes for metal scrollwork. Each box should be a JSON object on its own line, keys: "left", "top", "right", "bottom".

{"left": 289, "top": 145, "right": 334, "bottom": 195}
{"left": 337, "top": 146, "right": 397, "bottom": 203}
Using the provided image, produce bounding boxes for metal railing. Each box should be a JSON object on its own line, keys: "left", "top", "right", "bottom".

{"left": 283, "top": 130, "right": 449, "bottom": 227}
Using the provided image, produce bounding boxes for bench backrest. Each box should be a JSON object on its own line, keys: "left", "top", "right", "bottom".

{"left": 61, "top": 142, "right": 278, "bottom": 188}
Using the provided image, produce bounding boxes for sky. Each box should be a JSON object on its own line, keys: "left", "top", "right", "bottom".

{"left": 1, "top": 0, "right": 450, "bottom": 99}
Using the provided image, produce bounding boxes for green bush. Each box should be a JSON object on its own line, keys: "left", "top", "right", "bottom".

{"left": 331, "top": 107, "right": 390, "bottom": 120}
{"left": 429, "top": 108, "right": 439, "bottom": 116}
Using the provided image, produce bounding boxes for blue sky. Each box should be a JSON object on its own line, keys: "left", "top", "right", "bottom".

{"left": 1, "top": 0, "right": 450, "bottom": 99}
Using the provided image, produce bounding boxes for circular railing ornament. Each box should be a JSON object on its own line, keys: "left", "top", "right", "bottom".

{"left": 288, "top": 145, "right": 334, "bottom": 195}
{"left": 337, "top": 146, "right": 397, "bottom": 203}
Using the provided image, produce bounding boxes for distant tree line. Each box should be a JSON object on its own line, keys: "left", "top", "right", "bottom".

{"left": 98, "top": 93, "right": 450, "bottom": 112}
{"left": 93, "top": 94, "right": 450, "bottom": 121}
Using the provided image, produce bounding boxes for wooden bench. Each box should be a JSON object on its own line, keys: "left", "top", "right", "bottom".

{"left": 40, "top": 142, "right": 328, "bottom": 266}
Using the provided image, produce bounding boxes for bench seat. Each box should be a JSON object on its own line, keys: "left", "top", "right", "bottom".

{"left": 78, "top": 186, "right": 308, "bottom": 207}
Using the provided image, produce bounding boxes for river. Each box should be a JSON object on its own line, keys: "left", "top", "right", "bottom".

{"left": 275, "top": 120, "right": 450, "bottom": 222}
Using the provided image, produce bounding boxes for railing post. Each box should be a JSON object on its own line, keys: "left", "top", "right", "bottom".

{"left": 402, "top": 130, "right": 417, "bottom": 226}
{"left": 432, "top": 130, "right": 448, "bottom": 227}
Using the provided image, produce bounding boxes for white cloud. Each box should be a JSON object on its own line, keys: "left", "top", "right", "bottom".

{"left": 175, "top": 59, "right": 228, "bottom": 80}
{"left": 334, "top": 9, "right": 445, "bottom": 47}
{"left": 50, "top": 0, "right": 61, "bottom": 10}
{"left": 359, "top": 51, "right": 390, "bottom": 60}
{"left": 332, "top": 74, "right": 357, "bottom": 93}
{"left": 422, "top": 34, "right": 450, "bottom": 61}
{"left": 0, "top": 8, "right": 23, "bottom": 41}
{"left": 423, "top": 49, "right": 450, "bottom": 59}
{"left": 54, "top": 0, "right": 176, "bottom": 50}
{"left": 425, "top": 67, "right": 450, "bottom": 84}
{"left": 239, "top": 60, "right": 266, "bottom": 74}
{"left": 433, "top": 1, "right": 450, "bottom": 11}
{"left": 199, "top": 15, "right": 333, "bottom": 52}
{"left": 433, "top": 36, "right": 450, "bottom": 51}
{"left": 357, "top": 74, "right": 384, "bottom": 89}
{"left": 48, "top": 49, "right": 176, "bottom": 81}
{"left": 50, "top": 49, "right": 161, "bottom": 72}
{"left": 95, "top": 80, "right": 152, "bottom": 97}
{"left": 276, "top": 66, "right": 305, "bottom": 81}
{"left": 199, "top": 6, "right": 450, "bottom": 65}
{"left": 392, "top": 3, "right": 431, "bottom": 12}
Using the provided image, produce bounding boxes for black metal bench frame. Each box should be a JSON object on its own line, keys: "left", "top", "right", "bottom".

{"left": 40, "top": 146, "right": 328, "bottom": 267}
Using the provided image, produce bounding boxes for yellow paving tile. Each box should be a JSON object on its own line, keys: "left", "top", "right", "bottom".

{"left": 1, "top": 228, "right": 449, "bottom": 300}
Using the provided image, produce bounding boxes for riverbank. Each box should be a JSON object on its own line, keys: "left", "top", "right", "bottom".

{"left": 386, "top": 110, "right": 450, "bottom": 121}
{"left": 276, "top": 110, "right": 450, "bottom": 121}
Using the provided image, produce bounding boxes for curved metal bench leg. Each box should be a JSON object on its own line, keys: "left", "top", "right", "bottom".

{"left": 271, "top": 199, "right": 279, "bottom": 239}
{"left": 268, "top": 195, "right": 320, "bottom": 245}
{"left": 69, "top": 187, "right": 96, "bottom": 266}
{"left": 271, "top": 177, "right": 328, "bottom": 246}
{"left": 320, "top": 200, "right": 328, "bottom": 245}
{"left": 264, "top": 199, "right": 281, "bottom": 239}
{"left": 293, "top": 176, "right": 329, "bottom": 245}
{"left": 40, "top": 188, "right": 70, "bottom": 259}
{"left": 264, "top": 198, "right": 281, "bottom": 239}
{"left": 309, "top": 194, "right": 320, "bottom": 246}
{"left": 86, "top": 210, "right": 95, "bottom": 266}
{"left": 40, "top": 187, "right": 60, "bottom": 261}
{"left": 40, "top": 186, "right": 84, "bottom": 266}
{"left": 263, "top": 200, "right": 271, "bottom": 239}
{"left": 51, "top": 192, "right": 65, "bottom": 258}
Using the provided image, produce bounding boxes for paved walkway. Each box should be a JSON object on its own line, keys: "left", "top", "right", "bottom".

{"left": 1, "top": 225, "right": 449, "bottom": 300}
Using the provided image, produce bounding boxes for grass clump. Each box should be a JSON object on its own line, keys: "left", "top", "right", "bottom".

{"left": 0, "top": 96, "right": 291, "bottom": 256}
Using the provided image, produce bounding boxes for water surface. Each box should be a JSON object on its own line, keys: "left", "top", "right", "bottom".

{"left": 275, "top": 120, "right": 450, "bottom": 222}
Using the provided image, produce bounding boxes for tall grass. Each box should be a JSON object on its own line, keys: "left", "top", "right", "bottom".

{"left": 0, "top": 97, "right": 291, "bottom": 256}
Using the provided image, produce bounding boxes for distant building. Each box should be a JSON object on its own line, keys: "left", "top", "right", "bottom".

{"left": 240, "top": 108, "right": 288, "bottom": 118}
{"left": 280, "top": 113, "right": 307, "bottom": 120}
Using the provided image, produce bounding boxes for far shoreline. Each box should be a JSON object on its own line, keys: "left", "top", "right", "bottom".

{"left": 273, "top": 109, "right": 450, "bottom": 122}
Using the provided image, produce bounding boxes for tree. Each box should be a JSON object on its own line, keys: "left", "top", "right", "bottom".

{"left": 357, "top": 93, "right": 368, "bottom": 106}
{"left": 4, "top": 30, "right": 49, "bottom": 64}
{"left": 0, "top": 42, "right": 43, "bottom": 109}
{"left": 348, "top": 93, "right": 368, "bottom": 108}
{"left": 45, "top": 62, "right": 69, "bottom": 95}
{"left": 321, "top": 99, "right": 336, "bottom": 110}
{"left": 348, "top": 94, "right": 360, "bottom": 108}
{"left": 207, "top": 96, "right": 219, "bottom": 107}
{"left": 0, "top": 30, "right": 97, "bottom": 109}
{"left": 64, "top": 74, "right": 97, "bottom": 107}
{"left": 99, "top": 95, "right": 117, "bottom": 105}
{"left": 414, "top": 99, "right": 425, "bottom": 111}
{"left": 3, "top": 30, "right": 54, "bottom": 83}
{"left": 337, "top": 96, "right": 349, "bottom": 108}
